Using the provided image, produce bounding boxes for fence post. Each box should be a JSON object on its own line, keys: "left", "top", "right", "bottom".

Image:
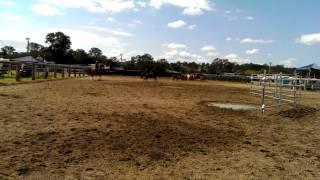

{"left": 279, "top": 72, "right": 282, "bottom": 109}
{"left": 9, "top": 64, "right": 13, "bottom": 76}
{"left": 16, "top": 63, "right": 21, "bottom": 81}
{"left": 62, "top": 66, "right": 65, "bottom": 78}
{"left": 44, "top": 66, "right": 49, "bottom": 79}
{"left": 32, "top": 63, "right": 36, "bottom": 80}
{"left": 261, "top": 70, "right": 266, "bottom": 112}
{"left": 299, "top": 73, "right": 302, "bottom": 99}
{"left": 54, "top": 65, "right": 57, "bottom": 78}
{"left": 68, "top": 67, "right": 71, "bottom": 77}
{"left": 274, "top": 74, "right": 277, "bottom": 102}
{"left": 250, "top": 74, "right": 253, "bottom": 92}
{"left": 293, "top": 71, "right": 297, "bottom": 108}
{"left": 74, "top": 69, "right": 76, "bottom": 77}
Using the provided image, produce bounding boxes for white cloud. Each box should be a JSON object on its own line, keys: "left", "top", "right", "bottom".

{"left": 224, "top": 53, "right": 250, "bottom": 64}
{"left": 137, "top": 1, "right": 147, "bottom": 7}
{"left": 165, "top": 50, "right": 178, "bottom": 56}
{"left": 225, "top": 10, "right": 232, "bottom": 14}
{"left": 128, "top": 23, "right": 136, "bottom": 28}
{"left": 124, "top": 49, "right": 145, "bottom": 58}
{"left": 128, "top": 20, "right": 143, "bottom": 28}
{"left": 112, "top": 31, "right": 135, "bottom": 37}
{"left": 245, "top": 16, "right": 254, "bottom": 20}
{"left": 201, "top": 46, "right": 216, "bottom": 51}
{"left": 207, "top": 52, "right": 219, "bottom": 57}
{"left": 104, "top": 49, "right": 125, "bottom": 57}
{"left": 179, "top": 51, "right": 191, "bottom": 56}
{"left": 240, "top": 38, "right": 273, "bottom": 44}
{"left": 225, "top": 53, "right": 237, "bottom": 59}
{"left": 82, "top": 25, "right": 135, "bottom": 37}
{"left": 226, "top": 37, "right": 232, "bottom": 41}
{"left": 191, "top": 54, "right": 202, "bottom": 59}
{"left": 188, "top": 24, "right": 197, "bottom": 30}
{"left": 183, "top": 7, "right": 204, "bottom": 16}
{"left": 166, "top": 43, "right": 187, "bottom": 49}
{"left": 134, "top": 20, "right": 143, "bottom": 24}
{"left": 168, "top": 20, "right": 187, "bottom": 28}
{"left": 0, "top": 0, "right": 14, "bottom": 6}
{"left": 298, "top": 33, "right": 320, "bottom": 45}
{"left": 279, "top": 58, "right": 296, "bottom": 67}
{"left": 32, "top": 0, "right": 135, "bottom": 15}
{"left": 0, "top": 23, "right": 126, "bottom": 55}
{"left": 0, "top": 13, "right": 24, "bottom": 22}
{"left": 246, "top": 48, "right": 259, "bottom": 55}
{"left": 107, "top": 17, "right": 115, "bottom": 22}
{"left": 31, "top": 4, "right": 63, "bottom": 16}
{"left": 160, "top": 50, "right": 205, "bottom": 63}
{"left": 150, "top": 0, "right": 213, "bottom": 16}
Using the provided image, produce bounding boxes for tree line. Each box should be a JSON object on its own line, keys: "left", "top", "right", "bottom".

{"left": 0, "top": 31, "right": 295, "bottom": 75}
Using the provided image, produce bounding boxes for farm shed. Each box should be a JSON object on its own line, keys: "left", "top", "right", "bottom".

{"left": 13, "top": 56, "right": 39, "bottom": 63}
{"left": 297, "top": 63, "right": 320, "bottom": 90}
{"left": 297, "top": 63, "right": 320, "bottom": 78}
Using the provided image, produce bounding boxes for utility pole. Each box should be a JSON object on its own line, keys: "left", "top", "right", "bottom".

{"left": 120, "top": 53, "right": 123, "bottom": 62}
{"left": 26, "top": 38, "right": 30, "bottom": 53}
{"left": 269, "top": 62, "right": 272, "bottom": 74}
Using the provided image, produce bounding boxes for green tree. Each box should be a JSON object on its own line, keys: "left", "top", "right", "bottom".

{"left": 123, "top": 57, "right": 137, "bottom": 70}
{"left": 29, "top": 42, "right": 45, "bottom": 58}
{"left": 155, "top": 59, "right": 169, "bottom": 71}
{"left": 89, "top": 47, "right": 102, "bottom": 59}
{"left": 1, "top": 46, "right": 16, "bottom": 56}
{"left": 72, "top": 49, "right": 93, "bottom": 64}
{"left": 136, "top": 54, "right": 155, "bottom": 70}
{"left": 45, "top": 32, "right": 72, "bottom": 64}
{"left": 29, "top": 42, "right": 44, "bottom": 52}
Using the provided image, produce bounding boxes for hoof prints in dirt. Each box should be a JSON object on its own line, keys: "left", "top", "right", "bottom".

{"left": 0, "top": 115, "right": 244, "bottom": 176}
{"left": 83, "top": 92, "right": 103, "bottom": 97}
{"left": 275, "top": 106, "right": 319, "bottom": 119}
{"left": 0, "top": 93, "right": 24, "bottom": 99}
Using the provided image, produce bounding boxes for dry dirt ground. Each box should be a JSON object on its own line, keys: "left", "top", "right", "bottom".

{"left": 0, "top": 76, "right": 319, "bottom": 179}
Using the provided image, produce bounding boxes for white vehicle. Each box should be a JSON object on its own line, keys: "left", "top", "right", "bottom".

{"left": 306, "top": 79, "right": 320, "bottom": 90}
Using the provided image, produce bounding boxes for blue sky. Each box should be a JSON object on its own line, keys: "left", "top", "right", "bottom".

{"left": 0, "top": 0, "right": 320, "bottom": 67}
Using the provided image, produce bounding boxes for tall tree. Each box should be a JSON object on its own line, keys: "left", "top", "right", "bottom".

{"left": 136, "top": 54, "right": 154, "bottom": 70}
{"left": 45, "top": 32, "right": 72, "bottom": 64}
{"left": 29, "top": 42, "right": 44, "bottom": 52}
{"left": 29, "top": 42, "right": 45, "bottom": 58}
{"left": 89, "top": 47, "right": 102, "bottom": 59}
{"left": 72, "top": 49, "right": 93, "bottom": 64}
{"left": 1, "top": 46, "right": 15, "bottom": 56}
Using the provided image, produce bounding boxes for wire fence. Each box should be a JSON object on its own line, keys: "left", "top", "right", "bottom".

{"left": 0, "top": 60, "right": 88, "bottom": 83}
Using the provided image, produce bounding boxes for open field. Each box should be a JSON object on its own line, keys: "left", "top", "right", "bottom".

{"left": 0, "top": 76, "right": 320, "bottom": 179}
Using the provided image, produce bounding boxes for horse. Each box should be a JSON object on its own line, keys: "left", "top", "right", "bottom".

{"left": 141, "top": 71, "right": 157, "bottom": 80}
{"left": 87, "top": 63, "right": 104, "bottom": 80}
{"left": 172, "top": 74, "right": 182, "bottom": 80}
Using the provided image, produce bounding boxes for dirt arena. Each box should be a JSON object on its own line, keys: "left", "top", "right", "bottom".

{"left": 0, "top": 76, "right": 319, "bottom": 179}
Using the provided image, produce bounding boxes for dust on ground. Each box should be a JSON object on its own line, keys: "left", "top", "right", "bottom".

{"left": 0, "top": 76, "right": 319, "bottom": 179}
